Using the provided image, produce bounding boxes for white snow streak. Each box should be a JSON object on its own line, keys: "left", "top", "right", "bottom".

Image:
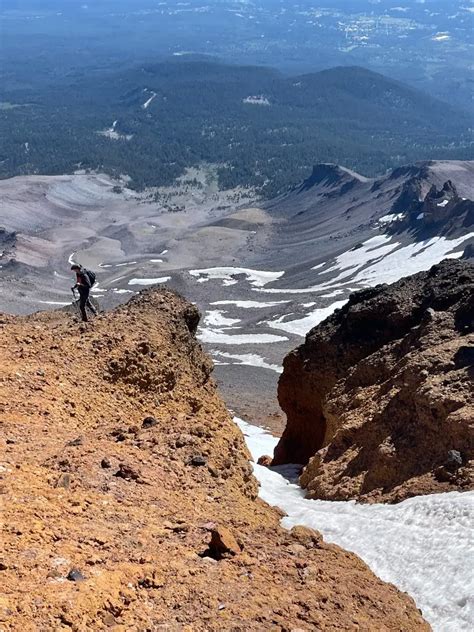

{"left": 212, "top": 351, "right": 282, "bottom": 373}
{"left": 351, "top": 234, "right": 474, "bottom": 286}
{"left": 189, "top": 267, "right": 284, "bottom": 288}
{"left": 210, "top": 300, "right": 290, "bottom": 309}
{"left": 128, "top": 277, "right": 171, "bottom": 285}
{"left": 142, "top": 92, "right": 157, "bottom": 109}
{"left": 266, "top": 300, "right": 347, "bottom": 336}
{"left": 236, "top": 418, "right": 474, "bottom": 632}
{"left": 198, "top": 330, "right": 288, "bottom": 345}
{"left": 203, "top": 310, "right": 241, "bottom": 328}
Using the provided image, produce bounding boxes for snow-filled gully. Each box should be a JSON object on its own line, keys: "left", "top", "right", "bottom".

{"left": 235, "top": 418, "right": 474, "bottom": 632}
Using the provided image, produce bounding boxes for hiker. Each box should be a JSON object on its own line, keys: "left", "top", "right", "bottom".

{"left": 71, "top": 264, "right": 97, "bottom": 322}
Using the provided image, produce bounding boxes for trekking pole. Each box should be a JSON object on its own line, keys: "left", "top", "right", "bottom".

{"left": 71, "top": 287, "right": 80, "bottom": 318}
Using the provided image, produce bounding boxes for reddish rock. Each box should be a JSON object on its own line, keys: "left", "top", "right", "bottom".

{"left": 0, "top": 287, "right": 429, "bottom": 629}
{"left": 209, "top": 526, "right": 242, "bottom": 558}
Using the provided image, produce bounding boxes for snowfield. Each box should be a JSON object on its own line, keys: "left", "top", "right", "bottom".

{"left": 210, "top": 300, "right": 290, "bottom": 309}
{"left": 265, "top": 300, "right": 347, "bottom": 336}
{"left": 189, "top": 267, "right": 285, "bottom": 287}
{"left": 128, "top": 277, "right": 171, "bottom": 285}
{"left": 256, "top": 233, "right": 472, "bottom": 294}
{"left": 212, "top": 351, "right": 282, "bottom": 373}
{"left": 236, "top": 418, "right": 474, "bottom": 632}
{"left": 198, "top": 330, "right": 288, "bottom": 344}
{"left": 203, "top": 310, "right": 241, "bottom": 328}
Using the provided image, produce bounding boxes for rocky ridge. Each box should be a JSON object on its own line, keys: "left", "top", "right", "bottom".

{"left": 274, "top": 259, "right": 473, "bottom": 503}
{"left": 0, "top": 288, "right": 429, "bottom": 630}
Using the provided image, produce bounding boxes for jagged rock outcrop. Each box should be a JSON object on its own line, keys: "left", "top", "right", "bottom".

{"left": 274, "top": 259, "right": 473, "bottom": 503}
{"left": 422, "top": 180, "right": 459, "bottom": 224}
{"left": 463, "top": 243, "right": 474, "bottom": 259}
{"left": 0, "top": 288, "right": 429, "bottom": 629}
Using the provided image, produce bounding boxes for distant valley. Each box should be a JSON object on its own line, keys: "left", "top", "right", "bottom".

{"left": 2, "top": 1, "right": 473, "bottom": 109}
{"left": 1, "top": 159, "right": 473, "bottom": 427}
{"left": 1, "top": 60, "right": 472, "bottom": 196}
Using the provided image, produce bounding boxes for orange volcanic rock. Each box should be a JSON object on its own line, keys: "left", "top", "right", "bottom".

{"left": 274, "top": 259, "right": 473, "bottom": 503}
{"left": 0, "top": 288, "right": 429, "bottom": 629}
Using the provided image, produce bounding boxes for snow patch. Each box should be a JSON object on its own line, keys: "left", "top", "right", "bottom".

{"left": 142, "top": 91, "right": 157, "bottom": 109}
{"left": 203, "top": 310, "right": 241, "bottom": 328}
{"left": 378, "top": 213, "right": 405, "bottom": 224}
{"left": 236, "top": 418, "right": 474, "bottom": 632}
{"left": 210, "top": 300, "right": 290, "bottom": 309}
{"left": 128, "top": 277, "right": 171, "bottom": 285}
{"left": 212, "top": 351, "right": 282, "bottom": 373}
{"left": 257, "top": 233, "right": 473, "bottom": 295}
{"left": 266, "top": 300, "right": 347, "bottom": 336}
{"left": 432, "top": 32, "right": 451, "bottom": 41}
{"left": 350, "top": 234, "right": 474, "bottom": 286}
{"left": 189, "top": 267, "right": 284, "bottom": 288}
{"left": 243, "top": 95, "right": 270, "bottom": 106}
{"left": 198, "top": 331, "right": 288, "bottom": 345}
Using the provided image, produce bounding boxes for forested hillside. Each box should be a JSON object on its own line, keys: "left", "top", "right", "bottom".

{"left": 1, "top": 61, "right": 472, "bottom": 195}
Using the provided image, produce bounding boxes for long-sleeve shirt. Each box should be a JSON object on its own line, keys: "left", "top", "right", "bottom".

{"left": 75, "top": 269, "right": 91, "bottom": 288}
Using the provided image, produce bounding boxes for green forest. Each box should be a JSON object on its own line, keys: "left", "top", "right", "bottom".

{"left": 1, "top": 61, "right": 472, "bottom": 197}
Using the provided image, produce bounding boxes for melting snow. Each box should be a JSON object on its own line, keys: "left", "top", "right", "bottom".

{"left": 236, "top": 418, "right": 474, "bottom": 632}
{"left": 266, "top": 300, "right": 347, "bottom": 336}
{"left": 189, "top": 267, "right": 284, "bottom": 288}
{"left": 432, "top": 32, "right": 451, "bottom": 41}
{"left": 199, "top": 307, "right": 286, "bottom": 345}
{"left": 257, "top": 233, "right": 473, "bottom": 294}
{"left": 128, "top": 277, "right": 171, "bottom": 285}
{"left": 198, "top": 331, "right": 288, "bottom": 345}
{"left": 320, "top": 289, "right": 346, "bottom": 298}
{"left": 142, "top": 91, "right": 157, "bottom": 109}
{"left": 243, "top": 95, "right": 270, "bottom": 106}
{"left": 212, "top": 351, "right": 282, "bottom": 373}
{"left": 203, "top": 310, "right": 241, "bottom": 328}
{"left": 210, "top": 300, "right": 290, "bottom": 309}
{"left": 378, "top": 213, "right": 405, "bottom": 224}
{"left": 437, "top": 199, "right": 449, "bottom": 208}
{"left": 350, "top": 234, "right": 474, "bottom": 286}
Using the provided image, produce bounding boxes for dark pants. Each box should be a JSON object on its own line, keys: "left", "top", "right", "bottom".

{"left": 78, "top": 286, "right": 96, "bottom": 322}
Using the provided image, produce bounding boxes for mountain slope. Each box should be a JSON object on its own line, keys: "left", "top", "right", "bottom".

{"left": 0, "top": 160, "right": 473, "bottom": 430}
{"left": 0, "top": 288, "right": 430, "bottom": 630}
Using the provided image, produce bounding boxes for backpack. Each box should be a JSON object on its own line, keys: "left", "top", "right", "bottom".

{"left": 84, "top": 269, "right": 96, "bottom": 287}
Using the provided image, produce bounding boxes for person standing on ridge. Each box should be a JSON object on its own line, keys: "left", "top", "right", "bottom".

{"left": 71, "top": 264, "right": 97, "bottom": 322}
